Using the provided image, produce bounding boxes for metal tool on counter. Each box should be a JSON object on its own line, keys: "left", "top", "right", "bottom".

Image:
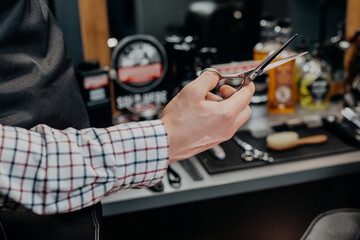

{"left": 148, "top": 181, "right": 164, "bottom": 192}
{"left": 179, "top": 159, "right": 204, "bottom": 181}
{"left": 201, "top": 34, "right": 307, "bottom": 91}
{"left": 209, "top": 145, "right": 226, "bottom": 160}
{"left": 341, "top": 107, "right": 360, "bottom": 129}
{"left": 167, "top": 164, "right": 181, "bottom": 188}
{"left": 232, "top": 135, "right": 274, "bottom": 162}
{"left": 323, "top": 115, "right": 360, "bottom": 147}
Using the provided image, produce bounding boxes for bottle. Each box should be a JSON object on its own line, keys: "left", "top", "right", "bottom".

{"left": 294, "top": 37, "right": 311, "bottom": 101}
{"left": 253, "top": 15, "right": 280, "bottom": 61}
{"left": 75, "top": 60, "right": 112, "bottom": 127}
{"left": 267, "top": 18, "right": 297, "bottom": 114}
{"left": 253, "top": 15, "right": 280, "bottom": 104}
{"left": 299, "top": 55, "right": 332, "bottom": 110}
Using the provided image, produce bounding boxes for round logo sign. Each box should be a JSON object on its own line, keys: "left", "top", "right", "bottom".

{"left": 111, "top": 35, "right": 168, "bottom": 93}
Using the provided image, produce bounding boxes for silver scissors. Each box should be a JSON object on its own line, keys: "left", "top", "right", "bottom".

{"left": 201, "top": 34, "right": 307, "bottom": 90}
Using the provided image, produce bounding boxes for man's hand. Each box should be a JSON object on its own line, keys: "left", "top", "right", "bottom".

{"left": 161, "top": 72, "right": 255, "bottom": 163}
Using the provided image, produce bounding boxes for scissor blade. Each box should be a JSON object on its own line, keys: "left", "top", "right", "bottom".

{"left": 237, "top": 51, "right": 307, "bottom": 76}
{"left": 263, "top": 51, "right": 308, "bottom": 72}
{"left": 253, "top": 34, "right": 298, "bottom": 74}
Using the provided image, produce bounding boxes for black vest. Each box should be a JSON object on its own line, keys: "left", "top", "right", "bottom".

{"left": 0, "top": 1, "right": 104, "bottom": 239}
{"left": 0, "top": 0, "right": 89, "bottom": 129}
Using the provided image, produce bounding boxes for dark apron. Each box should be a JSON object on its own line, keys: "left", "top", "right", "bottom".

{"left": 0, "top": 1, "right": 105, "bottom": 239}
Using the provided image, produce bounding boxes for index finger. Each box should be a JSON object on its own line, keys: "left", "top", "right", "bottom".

{"left": 220, "top": 82, "right": 255, "bottom": 112}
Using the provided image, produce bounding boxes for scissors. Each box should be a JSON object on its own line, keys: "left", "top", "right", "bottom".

{"left": 201, "top": 34, "right": 307, "bottom": 90}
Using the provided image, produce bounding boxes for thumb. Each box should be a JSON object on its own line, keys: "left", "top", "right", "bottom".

{"left": 190, "top": 72, "right": 220, "bottom": 96}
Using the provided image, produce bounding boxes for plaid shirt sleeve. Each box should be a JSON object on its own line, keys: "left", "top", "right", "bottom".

{"left": 0, "top": 120, "right": 169, "bottom": 215}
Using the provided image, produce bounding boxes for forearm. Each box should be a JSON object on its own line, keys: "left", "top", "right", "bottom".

{"left": 0, "top": 120, "right": 169, "bottom": 214}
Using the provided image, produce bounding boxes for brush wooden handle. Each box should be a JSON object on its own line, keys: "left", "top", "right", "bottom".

{"left": 297, "top": 135, "right": 328, "bottom": 146}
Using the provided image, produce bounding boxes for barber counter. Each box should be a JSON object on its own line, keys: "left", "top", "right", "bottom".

{"left": 101, "top": 101, "right": 360, "bottom": 217}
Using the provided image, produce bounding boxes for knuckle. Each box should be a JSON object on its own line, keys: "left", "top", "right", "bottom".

{"left": 197, "top": 101, "right": 207, "bottom": 112}
{"left": 222, "top": 109, "right": 234, "bottom": 121}
{"left": 243, "top": 87, "right": 253, "bottom": 99}
{"left": 241, "top": 83, "right": 255, "bottom": 99}
{"left": 241, "top": 106, "right": 252, "bottom": 121}
{"left": 249, "top": 82, "right": 256, "bottom": 95}
{"left": 246, "top": 105, "right": 252, "bottom": 116}
{"left": 224, "top": 131, "right": 234, "bottom": 141}
{"left": 180, "top": 84, "right": 195, "bottom": 97}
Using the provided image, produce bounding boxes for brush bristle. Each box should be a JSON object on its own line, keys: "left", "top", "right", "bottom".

{"left": 266, "top": 131, "right": 299, "bottom": 150}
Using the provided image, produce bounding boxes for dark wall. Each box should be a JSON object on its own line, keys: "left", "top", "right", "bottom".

{"left": 292, "top": 0, "right": 346, "bottom": 49}
{"left": 50, "top": 0, "right": 346, "bottom": 66}
{"left": 107, "top": 0, "right": 136, "bottom": 41}
{"left": 263, "top": 0, "right": 291, "bottom": 19}
{"left": 133, "top": 0, "right": 195, "bottom": 40}
{"left": 50, "top": 0, "right": 84, "bottom": 67}
{"left": 131, "top": 0, "right": 291, "bottom": 41}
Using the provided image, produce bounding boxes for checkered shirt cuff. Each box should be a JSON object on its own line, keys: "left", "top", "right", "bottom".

{"left": 0, "top": 120, "right": 169, "bottom": 214}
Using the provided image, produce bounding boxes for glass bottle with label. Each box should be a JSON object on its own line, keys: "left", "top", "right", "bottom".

{"left": 253, "top": 15, "right": 279, "bottom": 103}
{"left": 299, "top": 56, "right": 332, "bottom": 110}
{"left": 267, "top": 52, "right": 297, "bottom": 113}
{"left": 267, "top": 19, "right": 297, "bottom": 114}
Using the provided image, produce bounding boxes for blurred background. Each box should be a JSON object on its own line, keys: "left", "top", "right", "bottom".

{"left": 47, "top": 0, "right": 353, "bottom": 127}
{"left": 44, "top": 1, "right": 360, "bottom": 240}
{"left": 50, "top": 0, "right": 346, "bottom": 67}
